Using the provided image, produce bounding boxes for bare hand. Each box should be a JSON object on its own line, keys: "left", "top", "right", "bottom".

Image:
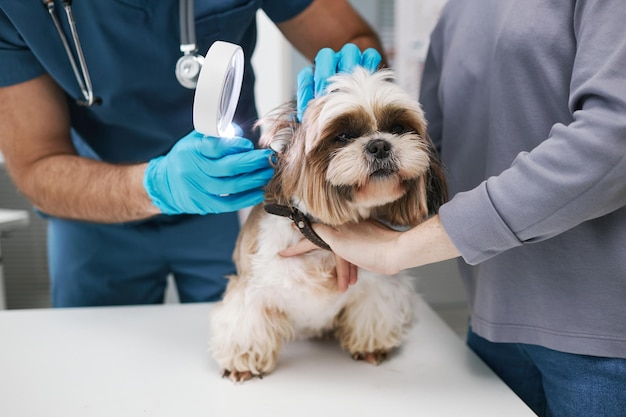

{"left": 280, "top": 215, "right": 461, "bottom": 278}
{"left": 280, "top": 220, "right": 404, "bottom": 291}
{"left": 279, "top": 238, "right": 358, "bottom": 292}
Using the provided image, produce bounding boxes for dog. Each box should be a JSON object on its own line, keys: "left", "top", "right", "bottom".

{"left": 209, "top": 67, "right": 447, "bottom": 382}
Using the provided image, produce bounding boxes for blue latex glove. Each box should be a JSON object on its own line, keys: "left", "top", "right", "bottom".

{"left": 143, "top": 130, "right": 274, "bottom": 215}
{"left": 297, "top": 43, "right": 382, "bottom": 121}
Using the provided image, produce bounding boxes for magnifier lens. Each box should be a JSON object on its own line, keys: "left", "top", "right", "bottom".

{"left": 217, "top": 59, "right": 237, "bottom": 136}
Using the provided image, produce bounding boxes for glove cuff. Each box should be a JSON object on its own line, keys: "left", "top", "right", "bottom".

{"left": 143, "top": 157, "right": 178, "bottom": 215}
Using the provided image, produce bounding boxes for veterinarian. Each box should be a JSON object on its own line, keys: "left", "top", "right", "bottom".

{"left": 284, "top": 1, "right": 626, "bottom": 416}
{"left": 0, "top": 0, "right": 385, "bottom": 307}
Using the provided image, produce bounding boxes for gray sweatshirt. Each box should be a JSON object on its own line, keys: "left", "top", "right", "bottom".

{"left": 420, "top": 0, "right": 626, "bottom": 358}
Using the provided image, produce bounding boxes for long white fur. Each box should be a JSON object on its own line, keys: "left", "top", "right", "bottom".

{"left": 210, "top": 210, "right": 416, "bottom": 376}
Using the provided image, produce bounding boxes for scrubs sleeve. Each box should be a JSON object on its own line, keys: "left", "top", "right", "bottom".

{"left": 440, "top": 0, "right": 626, "bottom": 265}
{"left": 0, "top": 10, "right": 46, "bottom": 87}
{"left": 261, "top": 0, "right": 313, "bottom": 23}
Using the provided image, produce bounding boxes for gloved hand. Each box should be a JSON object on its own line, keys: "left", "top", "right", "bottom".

{"left": 297, "top": 43, "right": 382, "bottom": 121}
{"left": 143, "top": 130, "right": 274, "bottom": 215}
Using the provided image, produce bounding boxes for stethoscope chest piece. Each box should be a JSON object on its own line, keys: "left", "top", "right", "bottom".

{"left": 176, "top": 53, "right": 205, "bottom": 89}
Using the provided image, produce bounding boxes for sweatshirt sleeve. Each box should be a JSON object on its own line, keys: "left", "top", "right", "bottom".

{"left": 440, "top": 0, "right": 626, "bottom": 265}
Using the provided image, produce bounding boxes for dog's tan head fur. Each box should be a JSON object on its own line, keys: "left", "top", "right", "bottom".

{"left": 258, "top": 67, "right": 447, "bottom": 227}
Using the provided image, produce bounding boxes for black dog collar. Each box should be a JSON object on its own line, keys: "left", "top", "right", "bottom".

{"left": 264, "top": 204, "right": 331, "bottom": 251}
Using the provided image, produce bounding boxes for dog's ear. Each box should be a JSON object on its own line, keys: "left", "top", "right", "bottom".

{"left": 257, "top": 100, "right": 298, "bottom": 153}
{"left": 256, "top": 100, "right": 300, "bottom": 206}
{"left": 376, "top": 177, "right": 429, "bottom": 227}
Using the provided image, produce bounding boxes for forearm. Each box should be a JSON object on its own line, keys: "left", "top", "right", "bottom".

{"left": 14, "top": 155, "right": 160, "bottom": 223}
{"left": 395, "top": 215, "right": 461, "bottom": 272}
{"left": 278, "top": 0, "right": 386, "bottom": 63}
{"left": 0, "top": 75, "right": 161, "bottom": 223}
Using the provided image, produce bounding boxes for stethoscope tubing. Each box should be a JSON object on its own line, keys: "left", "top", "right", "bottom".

{"left": 44, "top": 0, "right": 98, "bottom": 106}
{"left": 179, "top": 0, "right": 197, "bottom": 53}
{"left": 45, "top": 0, "right": 199, "bottom": 105}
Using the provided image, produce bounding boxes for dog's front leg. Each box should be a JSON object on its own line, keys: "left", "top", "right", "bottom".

{"left": 209, "top": 283, "right": 294, "bottom": 382}
{"left": 334, "top": 273, "right": 416, "bottom": 365}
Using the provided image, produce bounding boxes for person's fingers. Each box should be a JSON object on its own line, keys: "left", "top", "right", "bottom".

{"left": 335, "top": 256, "right": 352, "bottom": 292}
{"left": 195, "top": 135, "right": 254, "bottom": 158}
{"left": 202, "top": 149, "right": 274, "bottom": 177}
{"left": 313, "top": 48, "right": 338, "bottom": 96}
{"left": 338, "top": 257, "right": 358, "bottom": 291}
{"left": 336, "top": 43, "right": 361, "bottom": 73}
{"left": 296, "top": 66, "right": 314, "bottom": 121}
{"left": 279, "top": 237, "right": 319, "bottom": 257}
{"left": 278, "top": 228, "right": 357, "bottom": 291}
{"left": 202, "top": 167, "right": 274, "bottom": 196}
{"left": 349, "top": 262, "right": 359, "bottom": 286}
{"left": 360, "top": 48, "right": 383, "bottom": 72}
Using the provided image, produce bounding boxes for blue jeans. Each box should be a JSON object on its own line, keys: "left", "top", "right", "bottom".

{"left": 467, "top": 328, "right": 626, "bottom": 417}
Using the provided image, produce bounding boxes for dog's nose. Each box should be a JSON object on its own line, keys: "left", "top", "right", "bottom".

{"left": 366, "top": 139, "right": 391, "bottom": 159}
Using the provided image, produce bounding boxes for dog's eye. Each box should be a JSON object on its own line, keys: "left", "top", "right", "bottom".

{"left": 335, "top": 132, "right": 355, "bottom": 144}
{"left": 390, "top": 124, "right": 410, "bottom": 135}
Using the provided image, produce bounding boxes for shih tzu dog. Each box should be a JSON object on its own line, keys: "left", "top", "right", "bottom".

{"left": 209, "top": 67, "right": 447, "bottom": 382}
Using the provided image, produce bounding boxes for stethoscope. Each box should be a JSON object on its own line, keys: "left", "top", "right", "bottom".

{"left": 175, "top": 0, "right": 205, "bottom": 89}
{"left": 44, "top": 0, "right": 206, "bottom": 107}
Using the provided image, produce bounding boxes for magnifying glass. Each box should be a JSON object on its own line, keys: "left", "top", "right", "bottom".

{"left": 193, "top": 41, "right": 244, "bottom": 137}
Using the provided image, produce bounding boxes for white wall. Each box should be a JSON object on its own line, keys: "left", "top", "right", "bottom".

{"left": 251, "top": 11, "right": 292, "bottom": 118}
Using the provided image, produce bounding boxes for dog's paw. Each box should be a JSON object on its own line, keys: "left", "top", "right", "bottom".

{"left": 222, "top": 368, "right": 263, "bottom": 383}
{"left": 215, "top": 349, "right": 277, "bottom": 383}
{"left": 351, "top": 350, "right": 388, "bottom": 366}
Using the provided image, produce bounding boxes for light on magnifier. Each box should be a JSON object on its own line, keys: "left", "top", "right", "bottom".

{"left": 220, "top": 123, "right": 236, "bottom": 138}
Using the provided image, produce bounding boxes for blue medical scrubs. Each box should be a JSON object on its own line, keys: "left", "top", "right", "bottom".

{"left": 0, "top": 0, "right": 312, "bottom": 306}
